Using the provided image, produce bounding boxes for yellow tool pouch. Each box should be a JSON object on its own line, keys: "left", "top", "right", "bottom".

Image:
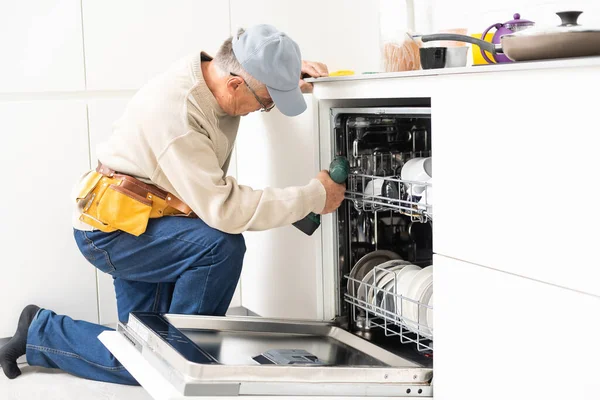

{"left": 76, "top": 163, "right": 193, "bottom": 236}
{"left": 96, "top": 183, "right": 152, "bottom": 236}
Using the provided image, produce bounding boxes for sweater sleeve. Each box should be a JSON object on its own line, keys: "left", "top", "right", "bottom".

{"left": 152, "top": 129, "right": 326, "bottom": 234}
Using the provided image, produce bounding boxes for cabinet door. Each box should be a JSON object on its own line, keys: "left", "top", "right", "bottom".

{"left": 433, "top": 67, "right": 600, "bottom": 296}
{"left": 236, "top": 101, "right": 323, "bottom": 319}
{"left": 82, "top": 0, "right": 230, "bottom": 90}
{"left": 434, "top": 254, "right": 600, "bottom": 400}
{"left": 230, "top": 0, "right": 380, "bottom": 73}
{"left": 0, "top": 0, "right": 85, "bottom": 92}
{"left": 227, "top": 146, "right": 242, "bottom": 310}
{"left": 0, "top": 101, "right": 97, "bottom": 337}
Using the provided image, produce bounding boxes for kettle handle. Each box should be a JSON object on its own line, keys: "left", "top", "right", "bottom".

{"left": 480, "top": 23, "right": 502, "bottom": 64}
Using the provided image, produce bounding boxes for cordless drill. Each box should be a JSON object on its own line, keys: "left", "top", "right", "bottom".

{"left": 292, "top": 156, "right": 349, "bottom": 236}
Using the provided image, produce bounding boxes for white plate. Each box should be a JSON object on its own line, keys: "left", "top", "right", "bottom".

{"left": 393, "top": 265, "right": 422, "bottom": 318}
{"left": 417, "top": 178, "right": 433, "bottom": 212}
{"left": 381, "top": 279, "right": 397, "bottom": 316}
{"left": 405, "top": 265, "right": 433, "bottom": 334}
{"left": 366, "top": 261, "right": 413, "bottom": 308}
{"left": 347, "top": 250, "right": 401, "bottom": 297}
{"left": 359, "top": 261, "right": 410, "bottom": 304}
{"left": 368, "top": 263, "right": 410, "bottom": 305}
{"left": 413, "top": 281, "right": 433, "bottom": 336}
{"left": 426, "top": 293, "right": 434, "bottom": 332}
{"left": 372, "top": 259, "right": 409, "bottom": 287}
{"left": 358, "top": 260, "right": 409, "bottom": 306}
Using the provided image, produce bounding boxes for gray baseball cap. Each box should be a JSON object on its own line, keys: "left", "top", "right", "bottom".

{"left": 232, "top": 24, "right": 306, "bottom": 117}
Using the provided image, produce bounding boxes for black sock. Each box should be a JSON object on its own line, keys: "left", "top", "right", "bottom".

{"left": 0, "top": 305, "right": 40, "bottom": 379}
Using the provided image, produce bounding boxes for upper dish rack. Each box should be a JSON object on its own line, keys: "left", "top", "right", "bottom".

{"left": 345, "top": 150, "right": 432, "bottom": 221}
{"left": 346, "top": 173, "right": 431, "bottom": 222}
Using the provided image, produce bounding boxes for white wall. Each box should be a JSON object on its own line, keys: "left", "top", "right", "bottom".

{"left": 0, "top": 100, "right": 98, "bottom": 338}
{"left": 0, "top": 1, "right": 85, "bottom": 92}
{"left": 0, "top": 0, "right": 95, "bottom": 337}
{"left": 431, "top": 0, "right": 600, "bottom": 35}
{"left": 230, "top": 0, "right": 381, "bottom": 74}
{"left": 82, "top": 0, "right": 230, "bottom": 90}
{"left": 2, "top": 1, "right": 383, "bottom": 330}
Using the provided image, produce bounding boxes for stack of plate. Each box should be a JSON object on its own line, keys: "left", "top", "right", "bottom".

{"left": 346, "top": 250, "right": 402, "bottom": 299}
{"left": 348, "top": 251, "right": 433, "bottom": 336}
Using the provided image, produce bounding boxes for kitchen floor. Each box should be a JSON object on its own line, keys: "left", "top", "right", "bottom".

{"left": 0, "top": 364, "right": 151, "bottom": 400}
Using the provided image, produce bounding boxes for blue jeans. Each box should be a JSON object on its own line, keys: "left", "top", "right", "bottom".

{"left": 25, "top": 217, "right": 245, "bottom": 385}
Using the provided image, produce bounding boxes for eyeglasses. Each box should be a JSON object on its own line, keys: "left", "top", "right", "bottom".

{"left": 230, "top": 72, "right": 275, "bottom": 112}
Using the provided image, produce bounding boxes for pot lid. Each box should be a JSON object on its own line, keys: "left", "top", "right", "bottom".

{"left": 504, "top": 11, "right": 600, "bottom": 38}
{"left": 504, "top": 13, "right": 534, "bottom": 29}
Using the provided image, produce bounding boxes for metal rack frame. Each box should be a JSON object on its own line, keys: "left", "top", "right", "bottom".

{"left": 346, "top": 173, "right": 432, "bottom": 222}
{"left": 344, "top": 265, "right": 433, "bottom": 352}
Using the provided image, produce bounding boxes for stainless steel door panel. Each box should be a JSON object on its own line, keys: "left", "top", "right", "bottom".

{"left": 118, "top": 312, "right": 432, "bottom": 397}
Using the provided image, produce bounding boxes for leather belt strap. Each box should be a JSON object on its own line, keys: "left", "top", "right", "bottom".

{"left": 95, "top": 162, "right": 193, "bottom": 216}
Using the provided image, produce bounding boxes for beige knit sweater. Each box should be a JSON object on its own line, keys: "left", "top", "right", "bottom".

{"left": 73, "top": 52, "right": 326, "bottom": 234}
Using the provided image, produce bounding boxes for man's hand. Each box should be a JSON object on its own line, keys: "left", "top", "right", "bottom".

{"left": 299, "top": 60, "right": 329, "bottom": 94}
{"left": 315, "top": 170, "right": 345, "bottom": 215}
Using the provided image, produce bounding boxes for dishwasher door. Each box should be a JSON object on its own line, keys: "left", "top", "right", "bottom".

{"left": 99, "top": 312, "right": 433, "bottom": 398}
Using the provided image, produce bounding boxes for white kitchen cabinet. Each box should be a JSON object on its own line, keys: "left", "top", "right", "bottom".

{"left": 310, "top": 61, "right": 600, "bottom": 297}
{"left": 0, "top": 101, "right": 97, "bottom": 337}
{"left": 236, "top": 97, "right": 323, "bottom": 319}
{"left": 0, "top": 0, "right": 85, "bottom": 92}
{"left": 227, "top": 145, "right": 243, "bottom": 310}
{"left": 82, "top": 0, "right": 230, "bottom": 90}
{"left": 230, "top": 0, "right": 380, "bottom": 74}
{"left": 434, "top": 253, "right": 600, "bottom": 400}
{"left": 432, "top": 66, "right": 600, "bottom": 297}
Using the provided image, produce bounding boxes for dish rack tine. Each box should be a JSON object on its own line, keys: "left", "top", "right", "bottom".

{"left": 343, "top": 268, "right": 433, "bottom": 351}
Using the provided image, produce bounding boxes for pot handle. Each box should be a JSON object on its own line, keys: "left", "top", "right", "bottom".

{"left": 480, "top": 23, "right": 502, "bottom": 64}
{"left": 420, "top": 33, "right": 499, "bottom": 55}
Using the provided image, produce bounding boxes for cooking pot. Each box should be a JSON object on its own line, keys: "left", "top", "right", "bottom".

{"left": 481, "top": 13, "right": 534, "bottom": 63}
{"left": 421, "top": 11, "right": 600, "bottom": 62}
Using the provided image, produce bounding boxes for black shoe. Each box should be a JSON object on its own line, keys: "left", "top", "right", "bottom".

{"left": 0, "top": 305, "right": 40, "bottom": 379}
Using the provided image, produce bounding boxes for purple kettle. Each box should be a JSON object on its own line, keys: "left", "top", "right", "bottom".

{"left": 481, "top": 13, "right": 534, "bottom": 63}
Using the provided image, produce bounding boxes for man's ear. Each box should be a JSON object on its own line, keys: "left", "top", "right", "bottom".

{"left": 226, "top": 76, "right": 244, "bottom": 95}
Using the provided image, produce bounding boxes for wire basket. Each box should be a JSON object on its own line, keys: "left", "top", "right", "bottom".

{"left": 344, "top": 264, "right": 433, "bottom": 352}
{"left": 346, "top": 173, "right": 432, "bottom": 222}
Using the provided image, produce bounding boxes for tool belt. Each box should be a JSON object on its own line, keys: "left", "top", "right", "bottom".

{"left": 75, "top": 162, "right": 194, "bottom": 236}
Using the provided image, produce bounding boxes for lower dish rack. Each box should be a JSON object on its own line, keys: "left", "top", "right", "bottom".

{"left": 344, "top": 264, "right": 433, "bottom": 352}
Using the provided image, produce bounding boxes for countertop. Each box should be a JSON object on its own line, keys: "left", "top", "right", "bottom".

{"left": 306, "top": 56, "right": 600, "bottom": 84}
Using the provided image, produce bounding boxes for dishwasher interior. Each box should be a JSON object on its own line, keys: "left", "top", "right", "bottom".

{"left": 332, "top": 107, "right": 433, "bottom": 366}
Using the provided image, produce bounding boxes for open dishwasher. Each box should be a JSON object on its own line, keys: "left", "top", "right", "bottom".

{"left": 99, "top": 106, "right": 434, "bottom": 398}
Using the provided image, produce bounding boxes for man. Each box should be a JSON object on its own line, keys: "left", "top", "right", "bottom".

{"left": 0, "top": 25, "right": 345, "bottom": 384}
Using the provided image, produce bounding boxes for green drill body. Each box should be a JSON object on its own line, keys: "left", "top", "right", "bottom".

{"left": 292, "top": 157, "right": 349, "bottom": 236}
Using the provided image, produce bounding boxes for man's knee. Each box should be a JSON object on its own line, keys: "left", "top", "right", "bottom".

{"left": 214, "top": 232, "right": 246, "bottom": 265}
